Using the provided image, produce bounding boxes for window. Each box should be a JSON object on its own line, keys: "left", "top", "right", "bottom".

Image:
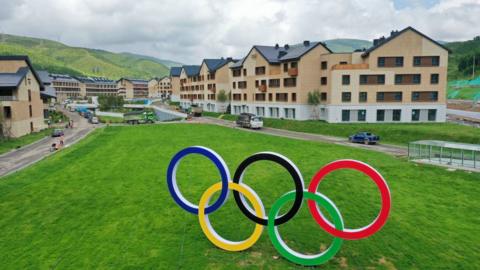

{"left": 256, "top": 107, "right": 265, "bottom": 116}
{"left": 232, "top": 94, "right": 241, "bottom": 101}
{"left": 29, "top": 105, "right": 33, "bottom": 117}
{"left": 376, "top": 110, "right": 385, "bottom": 121}
{"left": 394, "top": 92, "right": 402, "bottom": 101}
{"left": 243, "top": 93, "right": 247, "bottom": 101}
{"left": 321, "top": 61, "right": 328, "bottom": 70}
{"left": 428, "top": 109, "right": 437, "bottom": 121}
{"left": 393, "top": 109, "right": 401, "bottom": 121}
{"left": 238, "top": 81, "right": 247, "bottom": 89}
{"left": 412, "top": 91, "right": 438, "bottom": 101}
{"left": 360, "top": 75, "right": 367, "bottom": 84}
{"left": 269, "top": 79, "right": 280, "bottom": 87}
{"left": 342, "top": 110, "right": 350, "bottom": 122}
{"left": 276, "top": 93, "right": 288, "bottom": 102}
{"left": 412, "top": 92, "right": 420, "bottom": 101}
{"left": 320, "top": 92, "right": 327, "bottom": 101}
{"left": 431, "top": 74, "right": 439, "bottom": 84}
{"left": 358, "top": 110, "right": 366, "bottom": 121}
{"left": 411, "top": 109, "right": 420, "bottom": 121}
{"left": 360, "top": 75, "right": 385, "bottom": 85}
{"left": 255, "top": 93, "right": 266, "bottom": 101}
{"left": 342, "top": 75, "right": 350, "bottom": 85}
{"left": 413, "top": 74, "right": 421, "bottom": 84}
{"left": 243, "top": 69, "right": 247, "bottom": 76}
{"left": 413, "top": 56, "right": 421, "bottom": 66}
{"left": 339, "top": 61, "right": 348, "bottom": 65}
{"left": 359, "top": 92, "right": 367, "bottom": 102}
{"left": 269, "top": 93, "right": 273, "bottom": 101}
{"left": 341, "top": 92, "right": 351, "bottom": 102}
{"left": 283, "top": 63, "right": 288, "bottom": 72}
{"left": 284, "top": 108, "right": 296, "bottom": 119}
{"left": 376, "top": 92, "right": 385, "bottom": 101}
{"left": 321, "top": 77, "right": 327, "bottom": 85}
{"left": 232, "top": 69, "right": 241, "bottom": 77}
{"left": 255, "top": 66, "right": 266, "bottom": 75}
{"left": 28, "top": 90, "right": 32, "bottom": 102}
{"left": 292, "top": 93, "right": 297, "bottom": 102}
{"left": 395, "top": 57, "right": 404, "bottom": 67}
{"left": 232, "top": 82, "right": 236, "bottom": 89}
{"left": 377, "top": 92, "right": 402, "bottom": 102}
{"left": 432, "top": 56, "right": 440, "bottom": 66}
{"left": 3, "top": 106, "right": 12, "bottom": 118}
{"left": 255, "top": 80, "right": 259, "bottom": 87}
{"left": 284, "top": 78, "right": 296, "bottom": 87}
{"left": 395, "top": 75, "right": 403, "bottom": 84}
{"left": 270, "top": 107, "right": 279, "bottom": 118}
{"left": 378, "top": 57, "right": 385, "bottom": 67}
{"left": 377, "top": 75, "right": 385, "bottom": 84}
{"left": 291, "top": 62, "right": 298, "bottom": 68}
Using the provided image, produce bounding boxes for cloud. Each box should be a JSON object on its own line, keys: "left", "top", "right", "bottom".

{"left": 0, "top": 0, "right": 479, "bottom": 64}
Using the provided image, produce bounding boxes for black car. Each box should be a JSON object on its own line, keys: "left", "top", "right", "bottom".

{"left": 51, "top": 129, "right": 64, "bottom": 137}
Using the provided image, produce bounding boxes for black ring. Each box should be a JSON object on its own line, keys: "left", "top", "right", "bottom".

{"left": 233, "top": 152, "right": 304, "bottom": 226}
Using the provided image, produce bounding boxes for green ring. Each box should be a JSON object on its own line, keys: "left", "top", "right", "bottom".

{"left": 267, "top": 191, "right": 344, "bottom": 266}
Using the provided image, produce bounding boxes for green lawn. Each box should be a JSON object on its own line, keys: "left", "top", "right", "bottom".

{"left": 0, "top": 128, "right": 52, "bottom": 154}
{"left": 0, "top": 124, "right": 478, "bottom": 269}
{"left": 448, "top": 86, "right": 480, "bottom": 100}
{"left": 204, "top": 112, "right": 480, "bottom": 146}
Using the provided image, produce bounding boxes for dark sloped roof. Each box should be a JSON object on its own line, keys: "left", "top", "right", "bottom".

{"left": 230, "top": 58, "right": 245, "bottom": 68}
{"left": 0, "top": 67, "right": 29, "bottom": 89}
{"left": 0, "top": 55, "right": 44, "bottom": 90}
{"left": 40, "top": 86, "right": 56, "bottom": 98}
{"left": 362, "top": 26, "right": 452, "bottom": 57}
{"left": 202, "top": 58, "right": 233, "bottom": 72}
{"left": 182, "top": 65, "right": 201, "bottom": 77}
{"left": 170, "top": 67, "right": 182, "bottom": 77}
{"left": 117, "top": 78, "right": 148, "bottom": 84}
{"left": 231, "top": 41, "right": 331, "bottom": 68}
{"left": 37, "top": 70, "right": 52, "bottom": 84}
{"left": 49, "top": 73, "right": 80, "bottom": 82}
{"left": 74, "top": 76, "right": 116, "bottom": 84}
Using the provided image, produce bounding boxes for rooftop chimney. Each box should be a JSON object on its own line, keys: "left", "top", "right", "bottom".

{"left": 226, "top": 57, "right": 233, "bottom": 61}
{"left": 275, "top": 43, "right": 279, "bottom": 49}
{"left": 303, "top": 40, "right": 310, "bottom": 47}
{"left": 284, "top": 44, "right": 290, "bottom": 50}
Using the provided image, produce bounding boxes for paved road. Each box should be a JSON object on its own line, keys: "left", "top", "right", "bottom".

{"left": 0, "top": 107, "right": 96, "bottom": 178}
{"left": 196, "top": 117, "right": 408, "bottom": 157}
{"left": 447, "top": 109, "right": 480, "bottom": 120}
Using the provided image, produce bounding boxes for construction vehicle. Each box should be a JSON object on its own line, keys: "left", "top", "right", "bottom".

{"left": 124, "top": 110, "right": 157, "bottom": 124}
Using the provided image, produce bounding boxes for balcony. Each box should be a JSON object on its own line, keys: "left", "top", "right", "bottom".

{"left": 258, "top": 84, "right": 267, "bottom": 92}
{"left": 288, "top": 68, "right": 298, "bottom": 76}
{"left": 332, "top": 63, "right": 369, "bottom": 70}
{"left": 0, "top": 96, "right": 18, "bottom": 101}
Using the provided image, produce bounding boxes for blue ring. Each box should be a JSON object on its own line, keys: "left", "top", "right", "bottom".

{"left": 167, "top": 146, "right": 230, "bottom": 214}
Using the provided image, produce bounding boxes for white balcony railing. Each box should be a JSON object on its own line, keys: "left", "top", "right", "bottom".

{"left": 0, "top": 96, "right": 17, "bottom": 101}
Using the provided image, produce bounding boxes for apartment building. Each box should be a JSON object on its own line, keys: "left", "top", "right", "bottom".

{"left": 50, "top": 74, "right": 83, "bottom": 102}
{"left": 75, "top": 76, "right": 117, "bottom": 97}
{"left": 117, "top": 78, "right": 149, "bottom": 99}
{"left": 148, "top": 76, "right": 172, "bottom": 98}
{"left": 38, "top": 70, "right": 56, "bottom": 118}
{"left": 170, "top": 67, "right": 182, "bottom": 102}
{"left": 179, "top": 58, "right": 234, "bottom": 112}
{"left": 229, "top": 27, "right": 449, "bottom": 123}
{"left": 230, "top": 41, "right": 331, "bottom": 119}
{"left": 0, "top": 55, "right": 46, "bottom": 137}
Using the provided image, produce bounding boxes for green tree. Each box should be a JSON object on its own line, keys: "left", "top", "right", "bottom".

{"left": 307, "top": 90, "right": 321, "bottom": 119}
{"left": 216, "top": 89, "right": 228, "bottom": 102}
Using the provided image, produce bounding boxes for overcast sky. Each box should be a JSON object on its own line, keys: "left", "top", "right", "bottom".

{"left": 1, "top": 0, "right": 479, "bottom": 64}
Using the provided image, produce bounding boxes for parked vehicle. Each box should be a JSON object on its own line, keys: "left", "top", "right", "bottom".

{"left": 52, "top": 129, "right": 64, "bottom": 137}
{"left": 190, "top": 105, "right": 203, "bottom": 117}
{"left": 236, "top": 113, "right": 263, "bottom": 129}
{"left": 124, "top": 110, "right": 157, "bottom": 124}
{"left": 349, "top": 132, "right": 380, "bottom": 145}
{"left": 90, "top": 116, "right": 99, "bottom": 124}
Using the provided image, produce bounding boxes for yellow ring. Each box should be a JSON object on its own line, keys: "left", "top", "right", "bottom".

{"left": 198, "top": 182, "right": 265, "bottom": 251}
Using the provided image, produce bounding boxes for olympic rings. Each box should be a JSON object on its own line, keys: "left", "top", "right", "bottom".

{"left": 166, "top": 147, "right": 392, "bottom": 266}
{"left": 268, "top": 191, "right": 343, "bottom": 266}
{"left": 232, "top": 152, "right": 304, "bottom": 226}
{"left": 198, "top": 182, "right": 265, "bottom": 251}
{"left": 166, "top": 146, "right": 230, "bottom": 214}
{"left": 307, "top": 159, "right": 391, "bottom": 240}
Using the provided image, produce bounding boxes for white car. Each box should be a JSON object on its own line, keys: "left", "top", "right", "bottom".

{"left": 250, "top": 116, "right": 263, "bottom": 129}
{"left": 90, "top": 117, "right": 99, "bottom": 124}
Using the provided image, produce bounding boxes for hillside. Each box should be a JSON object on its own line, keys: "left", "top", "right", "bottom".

{"left": 323, "top": 38, "right": 372, "bottom": 52}
{"left": 445, "top": 37, "right": 480, "bottom": 80}
{"left": 0, "top": 34, "right": 175, "bottom": 79}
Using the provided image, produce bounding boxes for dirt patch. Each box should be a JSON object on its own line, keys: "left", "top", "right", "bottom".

{"left": 378, "top": 256, "right": 397, "bottom": 270}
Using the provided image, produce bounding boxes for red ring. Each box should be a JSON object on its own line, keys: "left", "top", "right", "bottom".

{"left": 307, "top": 159, "right": 391, "bottom": 240}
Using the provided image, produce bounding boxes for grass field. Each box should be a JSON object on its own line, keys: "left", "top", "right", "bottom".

{"left": 448, "top": 86, "right": 480, "bottom": 100}
{"left": 203, "top": 112, "right": 480, "bottom": 146}
{"left": 0, "top": 124, "right": 478, "bottom": 269}
{"left": 0, "top": 128, "right": 52, "bottom": 155}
